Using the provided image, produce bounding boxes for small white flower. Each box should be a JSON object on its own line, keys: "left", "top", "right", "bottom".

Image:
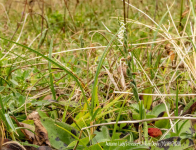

{"left": 118, "top": 21, "right": 126, "bottom": 43}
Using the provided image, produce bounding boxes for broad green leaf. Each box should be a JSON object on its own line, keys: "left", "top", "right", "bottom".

{"left": 5, "top": 114, "right": 17, "bottom": 133}
{"left": 31, "top": 100, "right": 52, "bottom": 107}
{"left": 112, "top": 132, "right": 122, "bottom": 140}
{"left": 10, "top": 79, "right": 18, "bottom": 86}
{"left": 92, "top": 126, "right": 111, "bottom": 144}
{"left": 0, "top": 86, "right": 5, "bottom": 92}
{"left": 38, "top": 110, "right": 49, "bottom": 118}
{"left": 149, "top": 103, "right": 170, "bottom": 116}
{"left": 130, "top": 103, "right": 139, "bottom": 112}
{"left": 40, "top": 117, "right": 79, "bottom": 149}
{"left": 22, "top": 120, "right": 34, "bottom": 126}
{"left": 132, "top": 113, "right": 140, "bottom": 120}
{"left": 143, "top": 88, "right": 152, "bottom": 110}
{"left": 177, "top": 120, "right": 192, "bottom": 135}
{"left": 155, "top": 112, "right": 169, "bottom": 129}
{"left": 132, "top": 113, "right": 156, "bottom": 123}
{"left": 120, "top": 123, "right": 126, "bottom": 130}
{"left": 180, "top": 132, "right": 193, "bottom": 139}
{"left": 18, "top": 95, "right": 25, "bottom": 106}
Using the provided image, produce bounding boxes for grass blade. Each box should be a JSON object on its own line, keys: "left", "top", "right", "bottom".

{"left": 91, "top": 33, "right": 117, "bottom": 118}
{"left": 175, "top": 80, "right": 179, "bottom": 133}
{"left": 48, "top": 36, "right": 56, "bottom": 100}
{"left": 0, "top": 36, "right": 91, "bottom": 116}
{"left": 111, "top": 94, "right": 129, "bottom": 141}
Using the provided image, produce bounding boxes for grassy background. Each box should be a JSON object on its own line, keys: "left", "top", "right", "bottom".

{"left": 0, "top": 0, "right": 196, "bottom": 149}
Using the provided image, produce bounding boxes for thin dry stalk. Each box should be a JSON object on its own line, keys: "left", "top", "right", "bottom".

{"left": 104, "top": 66, "right": 119, "bottom": 91}
{"left": 81, "top": 116, "right": 196, "bottom": 130}
{"left": 1, "top": 13, "right": 29, "bottom": 61}
{"left": 63, "top": 0, "right": 77, "bottom": 32}
{"left": 7, "top": 0, "right": 28, "bottom": 46}
{"left": 114, "top": 91, "right": 196, "bottom": 96}
{"left": 2, "top": 141, "right": 26, "bottom": 150}
{"left": 4, "top": 35, "right": 196, "bottom": 66}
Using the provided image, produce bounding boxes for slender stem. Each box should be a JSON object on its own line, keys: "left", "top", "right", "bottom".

{"left": 74, "top": 130, "right": 83, "bottom": 150}
{"left": 81, "top": 116, "right": 196, "bottom": 130}
{"left": 178, "top": 0, "right": 184, "bottom": 33}
{"left": 123, "top": 0, "right": 126, "bottom": 25}
{"left": 7, "top": 0, "right": 28, "bottom": 47}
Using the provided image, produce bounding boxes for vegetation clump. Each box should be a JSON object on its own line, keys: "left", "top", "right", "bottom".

{"left": 0, "top": 0, "right": 196, "bottom": 149}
